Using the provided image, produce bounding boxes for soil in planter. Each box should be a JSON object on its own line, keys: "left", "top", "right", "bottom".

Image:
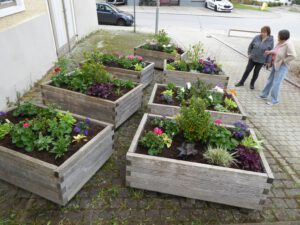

{"left": 103, "top": 61, "right": 150, "bottom": 71}
{"left": 153, "top": 86, "right": 240, "bottom": 114}
{"left": 0, "top": 111, "right": 105, "bottom": 166}
{"left": 135, "top": 121, "right": 264, "bottom": 173}
{"left": 52, "top": 83, "right": 135, "bottom": 102}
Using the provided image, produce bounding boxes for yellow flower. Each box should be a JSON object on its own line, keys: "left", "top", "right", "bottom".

{"left": 227, "top": 88, "right": 237, "bottom": 96}
{"left": 72, "top": 134, "right": 88, "bottom": 143}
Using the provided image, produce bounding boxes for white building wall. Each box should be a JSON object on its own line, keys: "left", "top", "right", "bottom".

{"left": 0, "top": 14, "right": 57, "bottom": 110}
{"left": 72, "top": 0, "right": 98, "bottom": 39}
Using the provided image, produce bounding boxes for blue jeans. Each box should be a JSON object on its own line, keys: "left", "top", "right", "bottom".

{"left": 260, "top": 64, "right": 288, "bottom": 104}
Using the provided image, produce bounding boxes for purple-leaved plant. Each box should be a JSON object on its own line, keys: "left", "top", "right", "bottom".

{"left": 86, "top": 83, "right": 113, "bottom": 99}
{"left": 199, "top": 57, "right": 220, "bottom": 75}
{"left": 235, "top": 146, "right": 263, "bottom": 172}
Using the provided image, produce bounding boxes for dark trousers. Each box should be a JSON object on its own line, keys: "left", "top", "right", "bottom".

{"left": 239, "top": 59, "right": 264, "bottom": 85}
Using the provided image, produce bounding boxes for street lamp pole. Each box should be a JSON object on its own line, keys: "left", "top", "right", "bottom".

{"left": 133, "top": 0, "right": 136, "bottom": 32}
{"left": 155, "top": 0, "right": 159, "bottom": 34}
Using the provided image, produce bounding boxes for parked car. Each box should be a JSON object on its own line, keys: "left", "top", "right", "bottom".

{"left": 106, "top": 0, "right": 128, "bottom": 5}
{"left": 205, "top": 0, "right": 233, "bottom": 12}
{"left": 96, "top": 3, "right": 134, "bottom": 26}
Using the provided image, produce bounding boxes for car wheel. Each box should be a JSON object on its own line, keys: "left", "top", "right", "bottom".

{"left": 205, "top": 2, "right": 208, "bottom": 8}
{"left": 214, "top": 5, "right": 218, "bottom": 12}
{"left": 117, "top": 19, "right": 126, "bottom": 26}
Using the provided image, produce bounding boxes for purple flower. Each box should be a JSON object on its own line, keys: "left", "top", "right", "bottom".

{"left": 74, "top": 126, "right": 81, "bottom": 133}
{"left": 85, "top": 118, "right": 91, "bottom": 125}
{"left": 233, "top": 121, "right": 248, "bottom": 132}
{"left": 84, "top": 129, "right": 89, "bottom": 136}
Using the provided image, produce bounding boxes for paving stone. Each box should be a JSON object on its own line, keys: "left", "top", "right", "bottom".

{"left": 272, "top": 189, "right": 287, "bottom": 198}
{"left": 285, "top": 199, "right": 299, "bottom": 209}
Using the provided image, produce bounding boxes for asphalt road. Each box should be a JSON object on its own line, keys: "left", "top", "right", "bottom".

{"left": 131, "top": 8, "right": 300, "bottom": 40}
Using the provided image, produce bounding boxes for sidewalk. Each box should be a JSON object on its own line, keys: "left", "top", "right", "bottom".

{"left": 118, "top": 5, "right": 281, "bottom": 19}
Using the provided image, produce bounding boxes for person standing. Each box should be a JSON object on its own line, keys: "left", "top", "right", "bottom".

{"left": 235, "top": 26, "right": 274, "bottom": 89}
{"left": 259, "top": 30, "right": 297, "bottom": 106}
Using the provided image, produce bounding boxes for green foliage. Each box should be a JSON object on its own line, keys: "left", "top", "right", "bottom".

{"left": 139, "top": 131, "right": 165, "bottom": 156}
{"left": 80, "top": 60, "right": 111, "bottom": 84}
{"left": 55, "top": 57, "right": 70, "bottom": 74}
{"left": 166, "top": 64, "right": 176, "bottom": 71}
{"left": 209, "top": 125, "right": 239, "bottom": 151}
{"left": 151, "top": 118, "right": 180, "bottom": 137}
{"left": 204, "top": 145, "right": 236, "bottom": 167}
{"left": 207, "top": 92, "right": 224, "bottom": 107}
{"left": 57, "top": 111, "right": 76, "bottom": 126}
{"left": 112, "top": 79, "right": 135, "bottom": 89}
{"left": 166, "top": 82, "right": 176, "bottom": 91}
{"left": 12, "top": 102, "right": 39, "bottom": 117}
{"left": 214, "top": 104, "right": 229, "bottom": 112}
{"left": 187, "top": 42, "right": 204, "bottom": 65}
{"left": 68, "top": 69, "right": 91, "bottom": 93}
{"left": 224, "top": 97, "right": 238, "bottom": 111}
{"left": 162, "top": 89, "right": 173, "bottom": 97}
{"left": 177, "top": 97, "right": 213, "bottom": 143}
{"left": 134, "top": 63, "right": 143, "bottom": 71}
{"left": 11, "top": 121, "right": 36, "bottom": 152}
{"left": 169, "top": 60, "right": 189, "bottom": 72}
{"left": 51, "top": 57, "right": 71, "bottom": 87}
{"left": 154, "top": 29, "right": 171, "bottom": 45}
{"left": 176, "top": 87, "right": 186, "bottom": 103}
{"left": 51, "top": 136, "right": 71, "bottom": 159}
{"left": 241, "top": 136, "right": 263, "bottom": 151}
{"left": 0, "top": 122, "right": 13, "bottom": 140}
{"left": 190, "top": 79, "right": 213, "bottom": 101}
{"left": 35, "top": 133, "right": 53, "bottom": 151}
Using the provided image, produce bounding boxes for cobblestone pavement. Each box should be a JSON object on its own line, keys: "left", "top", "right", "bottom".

{"left": 0, "top": 30, "right": 300, "bottom": 225}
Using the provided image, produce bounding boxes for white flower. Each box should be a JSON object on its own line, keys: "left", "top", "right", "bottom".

{"left": 167, "top": 44, "right": 172, "bottom": 47}
{"left": 180, "top": 87, "right": 185, "bottom": 92}
{"left": 186, "top": 82, "right": 191, "bottom": 90}
{"left": 208, "top": 95, "right": 213, "bottom": 101}
{"left": 213, "top": 86, "right": 224, "bottom": 94}
{"left": 163, "top": 44, "right": 166, "bottom": 48}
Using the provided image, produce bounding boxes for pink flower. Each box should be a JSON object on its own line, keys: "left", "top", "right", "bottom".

{"left": 136, "top": 56, "right": 143, "bottom": 61}
{"left": 214, "top": 119, "right": 222, "bottom": 125}
{"left": 127, "top": 55, "right": 135, "bottom": 60}
{"left": 153, "top": 127, "right": 163, "bottom": 135}
{"left": 198, "top": 59, "right": 204, "bottom": 64}
{"left": 54, "top": 67, "right": 61, "bottom": 73}
{"left": 23, "top": 123, "right": 30, "bottom": 128}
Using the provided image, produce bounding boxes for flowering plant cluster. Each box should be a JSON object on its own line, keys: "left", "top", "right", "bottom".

{"left": 51, "top": 55, "right": 136, "bottom": 100}
{"left": 0, "top": 102, "right": 92, "bottom": 159}
{"left": 141, "top": 30, "right": 184, "bottom": 55}
{"left": 139, "top": 97, "right": 263, "bottom": 172}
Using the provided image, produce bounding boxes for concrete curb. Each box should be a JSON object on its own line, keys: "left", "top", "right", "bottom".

{"left": 223, "top": 221, "right": 300, "bottom": 225}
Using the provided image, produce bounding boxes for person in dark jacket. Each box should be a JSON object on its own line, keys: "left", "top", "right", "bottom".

{"left": 235, "top": 26, "right": 274, "bottom": 89}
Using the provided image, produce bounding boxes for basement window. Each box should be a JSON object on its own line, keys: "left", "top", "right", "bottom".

{"left": 0, "top": 0, "right": 25, "bottom": 18}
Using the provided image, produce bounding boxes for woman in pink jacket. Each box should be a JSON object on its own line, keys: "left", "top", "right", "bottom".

{"left": 259, "top": 30, "right": 297, "bottom": 105}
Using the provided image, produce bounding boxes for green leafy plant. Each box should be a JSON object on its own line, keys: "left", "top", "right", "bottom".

{"left": 51, "top": 57, "right": 71, "bottom": 87}
{"left": 11, "top": 121, "right": 36, "bottom": 152}
{"left": 187, "top": 42, "right": 204, "bottom": 65}
{"left": 166, "top": 64, "right": 175, "bottom": 71}
{"left": 134, "top": 63, "right": 143, "bottom": 71}
{"left": 209, "top": 125, "right": 239, "bottom": 151}
{"left": 57, "top": 111, "right": 76, "bottom": 126}
{"left": 177, "top": 97, "right": 213, "bottom": 143}
{"left": 0, "top": 122, "right": 13, "bottom": 140}
{"left": 139, "top": 131, "right": 165, "bottom": 156}
{"left": 204, "top": 145, "right": 237, "bottom": 167}
{"left": 151, "top": 118, "right": 180, "bottom": 137}
{"left": 207, "top": 92, "right": 224, "bottom": 107}
{"left": 224, "top": 97, "right": 238, "bottom": 111}
{"left": 112, "top": 79, "right": 135, "bottom": 89}
{"left": 155, "top": 29, "right": 171, "bottom": 45}
{"left": 241, "top": 136, "right": 263, "bottom": 151}
{"left": 169, "top": 60, "right": 189, "bottom": 72}
{"left": 176, "top": 87, "right": 186, "bottom": 103}
{"left": 80, "top": 60, "right": 111, "bottom": 84}
{"left": 12, "top": 102, "right": 39, "bottom": 117}
{"left": 214, "top": 104, "right": 229, "bottom": 112}
{"left": 161, "top": 89, "right": 173, "bottom": 97}
{"left": 190, "top": 79, "right": 212, "bottom": 101}
{"left": 166, "top": 82, "right": 176, "bottom": 91}
{"left": 51, "top": 136, "right": 71, "bottom": 159}
{"left": 35, "top": 133, "right": 53, "bottom": 151}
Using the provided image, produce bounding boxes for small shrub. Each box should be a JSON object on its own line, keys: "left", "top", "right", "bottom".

{"left": 139, "top": 131, "right": 165, "bottom": 156}
{"left": 204, "top": 145, "right": 236, "bottom": 167}
{"left": 209, "top": 125, "right": 239, "bottom": 151}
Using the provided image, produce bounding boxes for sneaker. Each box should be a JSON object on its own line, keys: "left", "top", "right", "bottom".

{"left": 257, "top": 95, "right": 267, "bottom": 100}
{"left": 235, "top": 82, "right": 244, "bottom": 87}
{"left": 266, "top": 101, "right": 279, "bottom": 106}
{"left": 250, "top": 84, "right": 254, "bottom": 90}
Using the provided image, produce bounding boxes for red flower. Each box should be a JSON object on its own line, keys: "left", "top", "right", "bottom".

{"left": 153, "top": 127, "right": 163, "bottom": 135}
{"left": 23, "top": 123, "right": 30, "bottom": 128}
{"left": 54, "top": 67, "right": 61, "bottom": 73}
{"left": 214, "top": 119, "right": 222, "bottom": 125}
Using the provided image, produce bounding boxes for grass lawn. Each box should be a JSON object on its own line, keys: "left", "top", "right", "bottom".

{"left": 233, "top": 3, "right": 263, "bottom": 11}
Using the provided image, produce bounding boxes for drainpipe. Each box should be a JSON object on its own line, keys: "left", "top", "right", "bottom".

{"left": 46, "top": 0, "right": 59, "bottom": 56}
{"left": 70, "top": 0, "right": 78, "bottom": 40}
{"left": 61, "top": 0, "right": 71, "bottom": 53}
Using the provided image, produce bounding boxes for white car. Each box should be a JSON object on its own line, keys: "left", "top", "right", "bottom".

{"left": 205, "top": 0, "right": 234, "bottom": 12}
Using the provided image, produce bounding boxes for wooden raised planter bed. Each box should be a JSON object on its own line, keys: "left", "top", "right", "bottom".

{"left": 0, "top": 107, "right": 114, "bottom": 206}
{"left": 104, "top": 62, "right": 155, "bottom": 87}
{"left": 41, "top": 81, "right": 144, "bottom": 128}
{"left": 163, "top": 60, "right": 230, "bottom": 88}
{"left": 134, "top": 44, "right": 188, "bottom": 70}
{"left": 126, "top": 113, "right": 274, "bottom": 210}
{"left": 148, "top": 83, "right": 247, "bottom": 124}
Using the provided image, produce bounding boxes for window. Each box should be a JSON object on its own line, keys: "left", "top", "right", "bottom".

{"left": 0, "top": 0, "right": 25, "bottom": 18}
